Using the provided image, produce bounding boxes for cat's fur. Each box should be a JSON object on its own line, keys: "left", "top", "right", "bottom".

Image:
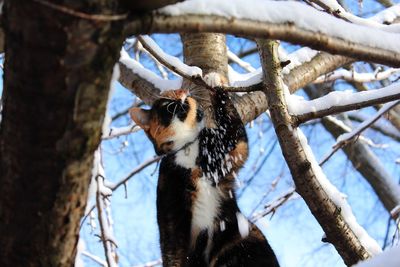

{"left": 130, "top": 87, "right": 279, "bottom": 267}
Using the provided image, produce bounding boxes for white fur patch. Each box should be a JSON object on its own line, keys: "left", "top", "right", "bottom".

{"left": 192, "top": 177, "right": 220, "bottom": 234}
{"left": 175, "top": 140, "right": 199, "bottom": 169}
{"left": 236, "top": 212, "right": 250, "bottom": 238}
{"left": 171, "top": 117, "right": 203, "bottom": 168}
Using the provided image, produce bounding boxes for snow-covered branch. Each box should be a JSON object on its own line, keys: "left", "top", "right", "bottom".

{"left": 138, "top": 35, "right": 202, "bottom": 79}
{"left": 120, "top": 48, "right": 182, "bottom": 92}
{"left": 125, "top": 0, "right": 400, "bottom": 67}
{"left": 102, "top": 123, "right": 141, "bottom": 140}
{"left": 227, "top": 49, "right": 256, "bottom": 72}
{"left": 258, "top": 38, "right": 380, "bottom": 265}
{"left": 310, "top": 0, "right": 400, "bottom": 32}
{"left": 291, "top": 83, "right": 400, "bottom": 124}
{"left": 92, "top": 149, "right": 118, "bottom": 267}
{"left": 314, "top": 68, "right": 400, "bottom": 84}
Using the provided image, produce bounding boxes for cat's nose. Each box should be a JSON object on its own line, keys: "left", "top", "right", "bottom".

{"left": 177, "top": 89, "right": 189, "bottom": 102}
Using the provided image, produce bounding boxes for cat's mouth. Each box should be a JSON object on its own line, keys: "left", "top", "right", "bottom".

{"left": 157, "top": 140, "right": 174, "bottom": 155}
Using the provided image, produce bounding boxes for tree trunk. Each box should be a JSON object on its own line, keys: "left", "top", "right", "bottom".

{"left": 181, "top": 33, "right": 228, "bottom": 125}
{"left": 0, "top": 1, "right": 124, "bottom": 266}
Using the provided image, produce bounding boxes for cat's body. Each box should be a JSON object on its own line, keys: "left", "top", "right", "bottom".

{"left": 130, "top": 87, "right": 279, "bottom": 267}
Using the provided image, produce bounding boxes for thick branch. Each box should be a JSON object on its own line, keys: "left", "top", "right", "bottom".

{"left": 125, "top": 14, "right": 400, "bottom": 67}
{"left": 294, "top": 84, "right": 400, "bottom": 125}
{"left": 258, "top": 38, "right": 373, "bottom": 265}
{"left": 118, "top": 61, "right": 161, "bottom": 105}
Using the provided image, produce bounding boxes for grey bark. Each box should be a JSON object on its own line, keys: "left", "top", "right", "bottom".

{"left": 257, "top": 38, "right": 371, "bottom": 266}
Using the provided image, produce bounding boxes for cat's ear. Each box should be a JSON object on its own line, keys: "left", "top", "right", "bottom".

{"left": 129, "top": 108, "right": 150, "bottom": 131}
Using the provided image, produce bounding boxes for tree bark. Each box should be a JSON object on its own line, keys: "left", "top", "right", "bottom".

{"left": 0, "top": 1, "right": 124, "bottom": 266}
{"left": 257, "top": 39, "right": 372, "bottom": 266}
{"left": 181, "top": 33, "right": 228, "bottom": 125}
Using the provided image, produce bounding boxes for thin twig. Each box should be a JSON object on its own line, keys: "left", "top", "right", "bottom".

{"left": 319, "top": 100, "right": 400, "bottom": 165}
{"left": 250, "top": 187, "right": 297, "bottom": 222}
{"left": 81, "top": 251, "right": 107, "bottom": 266}
{"left": 96, "top": 176, "right": 115, "bottom": 267}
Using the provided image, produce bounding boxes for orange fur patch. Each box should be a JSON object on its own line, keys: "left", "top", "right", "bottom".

{"left": 148, "top": 119, "right": 175, "bottom": 151}
{"left": 185, "top": 97, "right": 198, "bottom": 128}
{"left": 229, "top": 141, "right": 248, "bottom": 168}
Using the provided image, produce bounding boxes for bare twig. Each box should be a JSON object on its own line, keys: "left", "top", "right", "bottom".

{"left": 320, "top": 100, "right": 400, "bottom": 165}
{"left": 250, "top": 187, "right": 297, "bottom": 222}
{"left": 81, "top": 251, "right": 107, "bottom": 267}
{"left": 347, "top": 113, "right": 400, "bottom": 142}
{"left": 110, "top": 156, "right": 162, "bottom": 191}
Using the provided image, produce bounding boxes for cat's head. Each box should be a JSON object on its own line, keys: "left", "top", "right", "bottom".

{"left": 129, "top": 89, "right": 204, "bottom": 155}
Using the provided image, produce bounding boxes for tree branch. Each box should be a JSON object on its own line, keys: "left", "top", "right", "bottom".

{"left": 319, "top": 100, "right": 400, "bottom": 166}
{"left": 125, "top": 13, "right": 400, "bottom": 67}
{"left": 305, "top": 84, "right": 400, "bottom": 225}
{"left": 257, "top": 38, "right": 378, "bottom": 265}
{"left": 293, "top": 82, "right": 400, "bottom": 125}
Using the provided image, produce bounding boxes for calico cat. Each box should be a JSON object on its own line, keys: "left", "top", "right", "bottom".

{"left": 130, "top": 86, "right": 279, "bottom": 267}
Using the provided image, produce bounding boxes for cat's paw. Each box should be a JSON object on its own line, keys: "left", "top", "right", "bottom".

{"left": 204, "top": 72, "right": 227, "bottom": 88}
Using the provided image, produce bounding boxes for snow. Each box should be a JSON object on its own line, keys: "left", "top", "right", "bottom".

{"left": 119, "top": 48, "right": 182, "bottom": 91}
{"left": 140, "top": 35, "right": 203, "bottom": 77}
{"left": 352, "top": 246, "right": 400, "bottom": 267}
{"left": 227, "top": 49, "right": 256, "bottom": 72}
{"left": 86, "top": 149, "right": 103, "bottom": 214}
{"left": 74, "top": 239, "right": 86, "bottom": 267}
{"left": 371, "top": 4, "right": 400, "bottom": 24}
{"left": 102, "top": 64, "right": 120, "bottom": 138}
{"left": 314, "top": 68, "right": 400, "bottom": 84}
{"left": 228, "top": 47, "right": 318, "bottom": 87}
{"left": 318, "top": 0, "right": 400, "bottom": 32}
{"left": 286, "top": 82, "right": 400, "bottom": 115}
{"left": 228, "top": 66, "right": 262, "bottom": 87}
{"left": 297, "top": 129, "right": 382, "bottom": 255}
{"left": 160, "top": 0, "right": 400, "bottom": 53}
{"left": 281, "top": 47, "right": 319, "bottom": 75}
